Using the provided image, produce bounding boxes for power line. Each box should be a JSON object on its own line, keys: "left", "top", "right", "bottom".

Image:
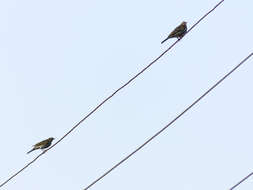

{"left": 0, "top": 0, "right": 224, "bottom": 188}
{"left": 83, "top": 53, "right": 253, "bottom": 190}
{"left": 229, "top": 171, "right": 253, "bottom": 190}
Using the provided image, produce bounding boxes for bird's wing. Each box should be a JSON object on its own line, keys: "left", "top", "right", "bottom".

{"left": 168, "top": 24, "right": 185, "bottom": 38}
{"left": 34, "top": 139, "right": 48, "bottom": 147}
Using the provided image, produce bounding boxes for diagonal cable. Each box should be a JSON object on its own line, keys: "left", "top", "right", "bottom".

{"left": 0, "top": 0, "right": 224, "bottom": 188}
{"left": 229, "top": 171, "right": 253, "bottom": 190}
{"left": 83, "top": 52, "right": 253, "bottom": 190}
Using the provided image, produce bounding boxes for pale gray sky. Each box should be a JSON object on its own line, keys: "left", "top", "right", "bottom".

{"left": 1, "top": 0, "right": 253, "bottom": 190}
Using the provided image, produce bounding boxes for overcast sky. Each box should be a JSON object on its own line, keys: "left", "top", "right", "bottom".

{"left": 1, "top": 0, "right": 253, "bottom": 190}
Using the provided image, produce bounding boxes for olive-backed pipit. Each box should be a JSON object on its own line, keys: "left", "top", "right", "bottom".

{"left": 27, "top": 137, "right": 55, "bottom": 154}
{"left": 161, "top": 21, "right": 187, "bottom": 44}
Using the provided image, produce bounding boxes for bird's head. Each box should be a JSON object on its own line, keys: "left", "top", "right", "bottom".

{"left": 48, "top": 137, "right": 55, "bottom": 142}
{"left": 182, "top": 21, "right": 187, "bottom": 26}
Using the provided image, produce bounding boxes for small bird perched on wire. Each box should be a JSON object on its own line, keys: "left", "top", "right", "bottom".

{"left": 27, "top": 137, "right": 55, "bottom": 154}
{"left": 161, "top": 21, "right": 187, "bottom": 44}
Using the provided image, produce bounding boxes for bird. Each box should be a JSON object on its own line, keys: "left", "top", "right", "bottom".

{"left": 27, "top": 137, "right": 55, "bottom": 154}
{"left": 161, "top": 21, "right": 187, "bottom": 44}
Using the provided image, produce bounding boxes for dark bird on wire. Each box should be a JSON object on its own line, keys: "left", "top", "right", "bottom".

{"left": 161, "top": 21, "right": 187, "bottom": 44}
{"left": 27, "top": 137, "right": 55, "bottom": 154}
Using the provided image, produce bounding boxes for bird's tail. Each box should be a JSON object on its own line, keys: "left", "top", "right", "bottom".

{"left": 161, "top": 37, "right": 169, "bottom": 44}
{"left": 27, "top": 148, "right": 35, "bottom": 154}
